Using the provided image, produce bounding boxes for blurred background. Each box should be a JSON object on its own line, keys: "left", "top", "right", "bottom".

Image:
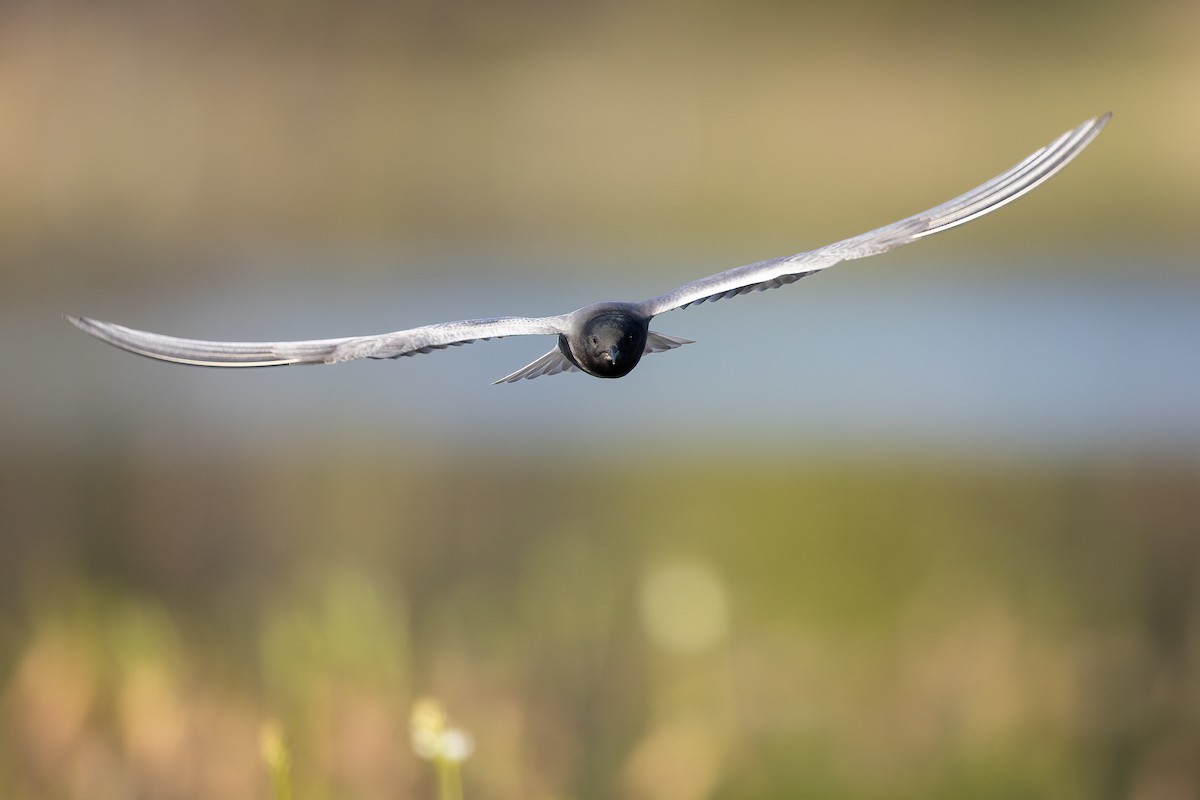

{"left": 2, "top": 1, "right": 1199, "bottom": 798}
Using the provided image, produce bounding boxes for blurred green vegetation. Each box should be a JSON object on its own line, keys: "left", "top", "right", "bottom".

{"left": 2, "top": 0, "right": 1197, "bottom": 292}
{"left": 3, "top": 451, "right": 1199, "bottom": 798}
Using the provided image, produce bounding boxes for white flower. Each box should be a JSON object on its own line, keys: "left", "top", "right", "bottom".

{"left": 410, "top": 697, "right": 474, "bottom": 763}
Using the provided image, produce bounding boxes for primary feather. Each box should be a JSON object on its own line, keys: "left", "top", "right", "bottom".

{"left": 639, "top": 113, "right": 1110, "bottom": 316}
{"left": 67, "top": 314, "right": 568, "bottom": 367}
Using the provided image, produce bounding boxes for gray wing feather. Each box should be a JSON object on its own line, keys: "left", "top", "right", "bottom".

{"left": 492, "top": 347, "right": 579, "bottom": 384}
{"left": 68, "top": 314, "right": 568, "bottom": 367}
{"left": 640, "top": 113, "right": 1110, "bottom": 316}
{"left": 644, "top": 331, "right": 696, "bottom": 353}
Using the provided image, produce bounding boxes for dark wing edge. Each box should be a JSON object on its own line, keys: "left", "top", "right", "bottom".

{"left": 68, "top": 314, "right": 569, "bottom": 368}
{"left": 639, "top": 113, "right": 1111, "bottom": 317}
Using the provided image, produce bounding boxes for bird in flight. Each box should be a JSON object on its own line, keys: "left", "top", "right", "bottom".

{"left": 71, "top": 113, "right": 1109, "bottom": 384}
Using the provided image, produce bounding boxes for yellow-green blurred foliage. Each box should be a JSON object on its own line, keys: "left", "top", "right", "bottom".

{"left": 4, "top": 453, "right": 1200, "bottom": 798}
{"left": 2, "top": 0, "right": 1197, "bottom": 292}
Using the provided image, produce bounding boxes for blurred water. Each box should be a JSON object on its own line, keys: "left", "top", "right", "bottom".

{"left": 8, "top": 256, "right": 1200, "bottom": 460}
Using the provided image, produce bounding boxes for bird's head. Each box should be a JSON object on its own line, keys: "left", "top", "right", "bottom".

{"left": 577, "top": 313, "right": 647, "bottom": 378}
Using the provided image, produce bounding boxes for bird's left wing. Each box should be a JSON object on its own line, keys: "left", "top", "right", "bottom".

{"left": 68, "top": 314, "right": 569, "bottom": 367}
{"left": 639, "top": 113, "right": 1110, "bottom": 317}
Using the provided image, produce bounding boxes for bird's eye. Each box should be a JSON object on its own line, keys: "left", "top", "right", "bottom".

{"left": 591, "top": 336, "right": 599, "bottom": 345}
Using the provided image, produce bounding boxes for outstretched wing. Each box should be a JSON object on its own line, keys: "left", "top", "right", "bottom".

{"left": 639, "top": 113, "right": 1110, "bottom": 317}
{"left": 68, "top": 314, "right": 569, "bottom": 367}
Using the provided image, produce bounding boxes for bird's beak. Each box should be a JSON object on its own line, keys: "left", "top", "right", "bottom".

{"left": 606, "top": 346, "right": 620, "bottom": 364}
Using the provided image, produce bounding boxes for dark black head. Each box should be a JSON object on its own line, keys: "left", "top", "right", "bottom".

{"left": 573, "top": 312, "right": 648, "bottom": 379}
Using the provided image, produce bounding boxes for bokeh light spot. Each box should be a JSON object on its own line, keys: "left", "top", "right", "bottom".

{"left": 639, "top": 561, "right": 730, "bottom": 654}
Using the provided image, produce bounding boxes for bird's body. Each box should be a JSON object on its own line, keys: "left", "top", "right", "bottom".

{"left": 70, "top": 114, "right": 1111, "bottom": 384}
{"left": 558, "top": 303, "right": 650, "bottom": 379}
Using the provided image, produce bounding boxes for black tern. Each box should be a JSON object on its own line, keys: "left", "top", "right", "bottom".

{"left": 70, "top": 114, "right": 1109, "bottom": 384}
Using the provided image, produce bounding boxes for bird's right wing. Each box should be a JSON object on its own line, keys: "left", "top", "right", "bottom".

{"left": 639, "top": 113, "right": 1110, "bottom": 317}
{"left": 68, "top": 314, "right": 570, "bottom": 367}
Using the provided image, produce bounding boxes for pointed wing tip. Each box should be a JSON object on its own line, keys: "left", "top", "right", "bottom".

{"left": 68, "top": 314, "right": 121, "bottom": 341}
{"left": 491, "top": 370, "right": 538, "bottom": 385}
{"left": 1086, "top": 111, "right": 1112, "bottom": 136}
{"left": 69, "top": 315, "right": 129, "bottom": 340}
{"left": 492, "top": 373, "right": 538, "bottom": 385}
{"left": 491, "top": 368, "right": 530, "bottom": 385}
{"left": 491, "top": 366, "right": 529, "bottom": 384}
{"left": 1074, "top": 112, "right": 1111, "bottom": 144}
